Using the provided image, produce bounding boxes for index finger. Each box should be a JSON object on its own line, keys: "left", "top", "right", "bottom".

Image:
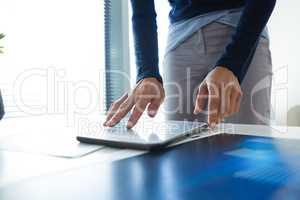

{"left": 106, "top": 97, "right": 134, "bottom": 127}
{"left": 104, "top": 93, "right": 128, "bottom": 125}
{"left": 127, "top": 99, "right": 149, "bottom": 129}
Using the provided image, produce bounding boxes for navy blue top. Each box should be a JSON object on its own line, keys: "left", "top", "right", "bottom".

{"left": 130, "top": 0, "right": 276, "bottom": 83}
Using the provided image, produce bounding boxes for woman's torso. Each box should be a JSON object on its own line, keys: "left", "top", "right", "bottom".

{"left": 168, "top": 0, "right": 245, "bottom": 23}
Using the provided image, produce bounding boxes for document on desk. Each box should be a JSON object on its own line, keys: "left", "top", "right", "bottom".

{"left": 0, "top": 133, "right": 104, "bottom": 158}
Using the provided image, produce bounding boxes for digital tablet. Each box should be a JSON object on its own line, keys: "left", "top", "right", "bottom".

{"left": 77, "top": 120, "right": 209, "bottom": 150}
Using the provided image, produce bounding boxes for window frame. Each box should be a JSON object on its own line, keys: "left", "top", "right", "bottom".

{"left": 104, "top": 0, "right": 131, "bottom": 111}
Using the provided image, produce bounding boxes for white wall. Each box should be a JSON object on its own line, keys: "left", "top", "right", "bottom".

{"left": 269, "top": 0, "right": 300, "bottom": 124}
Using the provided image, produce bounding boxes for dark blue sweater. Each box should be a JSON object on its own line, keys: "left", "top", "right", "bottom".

{"left": 130, "top": 0, "right": 276, "bottom": 83}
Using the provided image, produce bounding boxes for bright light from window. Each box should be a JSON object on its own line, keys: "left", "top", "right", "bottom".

{"left": 0, "top": 0, "right": 105, "bottom": 118}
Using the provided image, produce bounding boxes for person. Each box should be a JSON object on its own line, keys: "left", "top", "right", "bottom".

{"left": 0, "top": 90, "right": 4, "bottom": 120}
{"left": 104, "top": 0, "right": 276, "bottom": 129}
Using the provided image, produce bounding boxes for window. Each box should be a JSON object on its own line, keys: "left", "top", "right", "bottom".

{"left": 0, "top": 0, "right": 106, "bottom": 119}
{"left": 104, "top": 0, "right": 130, "bottom": 111}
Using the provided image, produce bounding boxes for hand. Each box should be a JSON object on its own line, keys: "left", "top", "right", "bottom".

{"left": 103, "top": 77, "right": 165, "bottom": 129}
{"left": 193, "top": 67, "right": 243, "bottom": 127}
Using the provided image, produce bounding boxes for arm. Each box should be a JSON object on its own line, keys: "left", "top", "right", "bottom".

{"left": 103, "top": 0, "right": 164, "bottom": 129}
{"left": 130, "top": 0, "right": 162, "bottom": 83}
{"left": 195, "top": 0, "right": 276, "bottom": 126}
{"left": 215, "top": 0, "right": 277, "bottom": 82}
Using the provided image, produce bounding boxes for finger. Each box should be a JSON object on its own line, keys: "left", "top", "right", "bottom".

{"left": 106, "top": 97, "right": 134, "bottom": 127}
{"left": 234, "top": 90, "right": 243, "bottom": 113}
{"left": 207, "top": 84, "right": 220, "bottom": 127}
{"left": 103, "top": 94, "right": 128, "bottom": 125}
{"left": 147, "top": 98, "right": 162, "bottom": 117}
{"left": 127, "top": 99, "right": 149, "bottom": 129}
{"left": 229, "top": 89, "right": 242, "bottom": 115}
{"left": 223, "top": 86, "right": 232, "bottom": 118}
{"left": 194, "top": 82, "right": 208, "bottom": 114}
{"left": 103, "top": 103, "right": 120, "bottom": 126}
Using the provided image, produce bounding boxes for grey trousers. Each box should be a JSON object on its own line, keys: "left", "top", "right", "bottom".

{"left": 163, "top": 22, "right": 273, "bottom": 125}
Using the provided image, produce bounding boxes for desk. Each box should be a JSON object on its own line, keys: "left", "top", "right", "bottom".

{"left": 0, "top": 116, "right": 300, "bottom": 200}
